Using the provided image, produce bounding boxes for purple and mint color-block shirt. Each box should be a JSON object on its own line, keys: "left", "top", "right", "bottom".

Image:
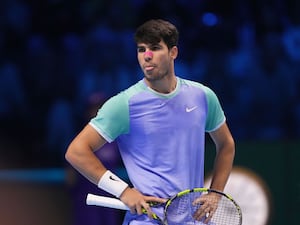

{"left": 90, "top": 77, "right": 225, "bottom": 200}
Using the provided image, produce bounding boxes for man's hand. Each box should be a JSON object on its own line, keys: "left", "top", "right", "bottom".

{"left": 192, "top": 192, "right": 221, "bottom": 224}
{"left": 119, "top": 187, "right": 167, "bottom": 219}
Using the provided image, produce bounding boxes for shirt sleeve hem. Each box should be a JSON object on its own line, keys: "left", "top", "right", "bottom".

{"left": 206, "top": 117, "right": 226, "bottom": 133}
{"left": 89, "top": 122, "right": 114, "bottom": 143}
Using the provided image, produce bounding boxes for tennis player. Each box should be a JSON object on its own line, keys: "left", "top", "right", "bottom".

{"left": 65, "top": 19, "right": 235, "bottom": 224}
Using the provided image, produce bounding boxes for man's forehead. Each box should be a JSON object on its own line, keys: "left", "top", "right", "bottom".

{"left": 137, "top": 40, "right": 165, "bottom": 47}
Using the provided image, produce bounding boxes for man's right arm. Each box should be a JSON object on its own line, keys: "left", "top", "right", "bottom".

{"left": 65, "top": 124, "right": 166, "bottom": 217}
{"left": 65, "top": 124, "right": 108, "bottom": 185}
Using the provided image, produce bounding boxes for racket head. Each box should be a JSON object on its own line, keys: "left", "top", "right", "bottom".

{"left": 164, "top": 188, "right": 242, "bottom": 225}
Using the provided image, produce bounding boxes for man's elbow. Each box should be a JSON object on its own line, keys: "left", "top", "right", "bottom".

{"left": 65, "top": 143, "right": 76, "bottom": 165}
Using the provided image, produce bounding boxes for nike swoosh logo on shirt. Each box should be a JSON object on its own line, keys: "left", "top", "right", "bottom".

{"left": 186, "top": 106, "right": 198, "bottom": 112}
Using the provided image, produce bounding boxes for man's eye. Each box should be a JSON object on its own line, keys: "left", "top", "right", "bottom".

{"left": 137, "top": 48, "right": 145, "bottom": 53}
{"left": 151, "top": 46, "right": 160, "bottom": 51}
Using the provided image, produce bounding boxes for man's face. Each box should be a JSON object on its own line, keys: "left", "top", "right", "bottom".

{"left": 136, "top": 40, "right": 177, "bottom": 82}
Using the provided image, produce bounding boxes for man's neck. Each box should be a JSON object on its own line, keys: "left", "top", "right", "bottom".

{"left": 144, "top": 75, "right": 177, "bottom": 94}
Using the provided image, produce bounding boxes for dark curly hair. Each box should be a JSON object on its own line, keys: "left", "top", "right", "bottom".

{"left": 134, "top": 19, "right": 179, "bottom": 49}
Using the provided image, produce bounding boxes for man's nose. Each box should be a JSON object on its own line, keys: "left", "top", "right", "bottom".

{"left": 144, "top": 51, "right": 153, "bottom": 60}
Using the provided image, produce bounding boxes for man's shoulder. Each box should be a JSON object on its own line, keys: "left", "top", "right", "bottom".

{"left": 178, "top": 77, "right": 218, "bottom": 100}
{"left": 178, "top": 77, "right": 208, "bottom": 91}
{"left": 121, "top": 79, "right": 146, "bottom": 98}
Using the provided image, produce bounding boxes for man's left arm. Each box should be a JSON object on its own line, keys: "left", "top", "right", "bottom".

{"left": 208, "top": 122, "right": 235, "bottom": 192}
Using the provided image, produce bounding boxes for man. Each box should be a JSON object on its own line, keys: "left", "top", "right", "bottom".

{"left": 65, "top": 19, "right": 235, "bottom": 225}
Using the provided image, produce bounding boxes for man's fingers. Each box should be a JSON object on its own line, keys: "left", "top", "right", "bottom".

{"left": 194, "top": 204, "right": 209, "bottom": 220}
{"left": 142, "top": 203, "right": 154, "bottom": 218}
{"left": 145, "top": 196, "right": 167, "bottom": 204}
{"left": 129, "top": 201, "right": 154, "bottom": 218}
{"left": 129, "top": 207, "right": 136, "bottom": 214}
{"left": 192, "top": 197, "right": 204, "bottom": 205}
{"left": 203, "top": 211, "right": 214, "bottom": 224}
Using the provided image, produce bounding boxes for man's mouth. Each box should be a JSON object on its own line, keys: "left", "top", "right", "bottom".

{"left": 145, "top": 66, "right": 155, "bottom": 71}
{"left": 144, "top": 64, "right": 155, "bottom": 71}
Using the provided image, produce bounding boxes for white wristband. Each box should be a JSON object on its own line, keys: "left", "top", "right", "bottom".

{"left": 97, "top": 170, "right": 128, "bottom": 198}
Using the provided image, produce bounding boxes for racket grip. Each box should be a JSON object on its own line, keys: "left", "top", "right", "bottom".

{"left": 86, "top": 193, "right": 129, "bottom": 210}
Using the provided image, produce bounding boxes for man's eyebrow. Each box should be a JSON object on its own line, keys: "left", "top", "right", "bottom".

{"left": 137, "top": 43, "right": 148, "bottom": 47}
{"left": 137, "top": 44, "right": 145, "bottom": 48}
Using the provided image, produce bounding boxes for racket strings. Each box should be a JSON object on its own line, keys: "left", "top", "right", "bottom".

{"left": 210, "top": 195, "right": 241, "bottom": 225}
{"left": 165, "top": 191, "right": 241, "bottom": 225}
{"left": 165, "top": 192, "right": 202, "bottom": 225}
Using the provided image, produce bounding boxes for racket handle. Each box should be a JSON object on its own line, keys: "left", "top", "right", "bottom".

{"left": 86, "top": 193, "right": 129, "bottom": 210}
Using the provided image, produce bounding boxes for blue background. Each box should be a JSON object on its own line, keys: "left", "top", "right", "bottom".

{"left": 0, "top": 0, "right": 299, "bottom": 225}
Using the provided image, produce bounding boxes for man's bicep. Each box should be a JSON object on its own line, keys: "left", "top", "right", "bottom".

{"left": 208, "top": 122, "right": 234, "bottom": 149}
{"left": 76, "top": 124, "right": 108, "bottom": 151}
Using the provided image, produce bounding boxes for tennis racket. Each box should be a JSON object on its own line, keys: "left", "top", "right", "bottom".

{"left": 86, "top": 187, "right": 242, "bottom": 225}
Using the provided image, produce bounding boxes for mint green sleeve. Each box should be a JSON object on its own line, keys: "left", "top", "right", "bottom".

{"left": 203, "top": 86, "right": 226, "bottom": 132}
{"left": 89, "top": 92, "right": 129, "bottom": 142}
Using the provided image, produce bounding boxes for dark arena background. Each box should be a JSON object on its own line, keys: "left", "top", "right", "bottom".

{"left": 0, "top": 0, "right": 299, "bottom": 225}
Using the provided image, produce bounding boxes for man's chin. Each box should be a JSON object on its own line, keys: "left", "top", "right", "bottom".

{"left": 144, "top": 72, "right": 166, "bottom": 82}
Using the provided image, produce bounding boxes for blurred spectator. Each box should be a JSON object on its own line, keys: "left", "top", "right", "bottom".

{"left": 0, "top": 62, "right": 27, "bottom": 122}
{"left": 1, "top": 0, "right": 300, "bottom": 168}
{"left": 61, "top": 33, "right": 85, "bottom": 80}
{"left": 45, "top": 99, "right": 75, "bottom": 166}
{"left": 282, "top": 26, "right": 300, "bottom": 62}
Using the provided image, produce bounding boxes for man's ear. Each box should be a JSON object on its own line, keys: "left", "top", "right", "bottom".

{"left": 170, "top": 46, "right": 178, "bottom": 59}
